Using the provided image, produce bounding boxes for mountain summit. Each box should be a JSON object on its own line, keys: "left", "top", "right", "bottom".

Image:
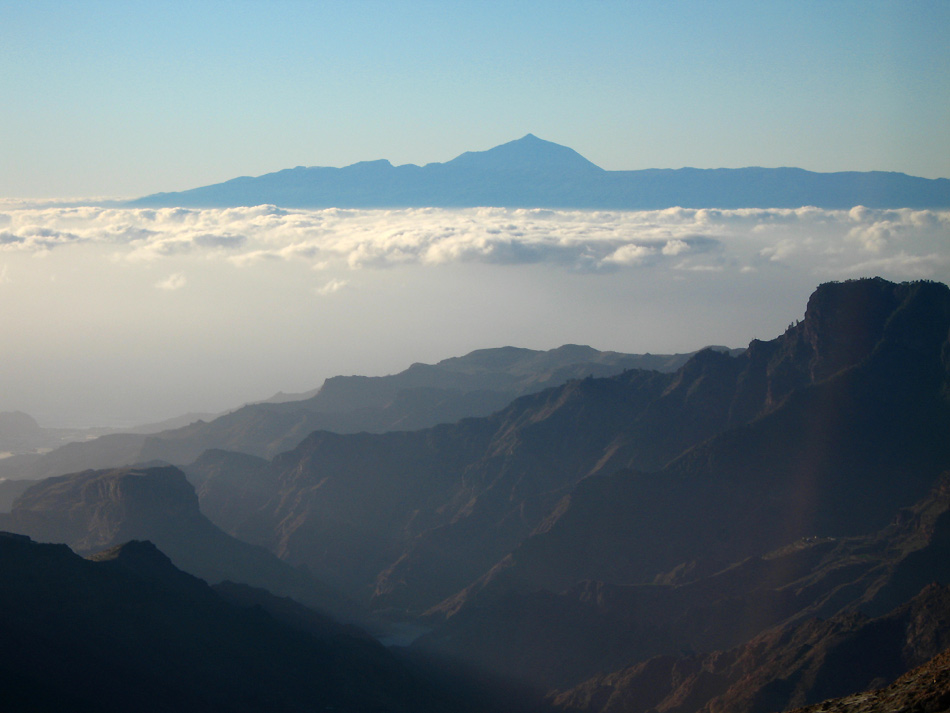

{"left": 441, "top": 133, "right": 604, "bottom": 174}
{"left": 128, "top": 136, "right": 950, "bottom": 210}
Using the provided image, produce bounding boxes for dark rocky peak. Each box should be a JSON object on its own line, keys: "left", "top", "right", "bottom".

{"left": 89, "top": 538, "right": 169, "bottom": 565}
{"left": 796, "top": 277, "right": 950, "bottom": 382}
{"left": 661, "top": 346, "right": 745, "bottom": 401}
{"left": 0, "top": 532, "right": 465, "bottom": 713}
{"left": 442, "top": 133, "right": 604, "bottom": 174}
{"left": 719, "top": 278, "right": 950, "bottom": 414}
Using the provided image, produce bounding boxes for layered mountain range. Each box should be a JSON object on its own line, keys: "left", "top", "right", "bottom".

{"left": 128, "top": 134, "right": 950, "bottom": 210}
{"left": 3, "top": 277, "right": 950, "bottom": 711}
{"left": 0, "top": 343, "right": 704, "bottom": 488}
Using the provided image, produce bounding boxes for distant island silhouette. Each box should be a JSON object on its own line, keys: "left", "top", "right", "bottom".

{"left": 129, "top": 134, "right": 950, "bottom": 210}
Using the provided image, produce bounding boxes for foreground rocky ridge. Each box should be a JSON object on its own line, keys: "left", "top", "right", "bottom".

{"left": 787, "top": 647, "right": 950, "bottom": 713}
{"left": 549, "top": 582, "right": 950, "bottom": 713}
{"left": 0, "top": 532, "right": 466, "bottom": 713}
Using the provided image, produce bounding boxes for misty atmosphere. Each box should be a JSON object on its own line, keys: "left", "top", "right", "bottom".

{"left": 3, "top": 2, "right": 950, "bottom": 712}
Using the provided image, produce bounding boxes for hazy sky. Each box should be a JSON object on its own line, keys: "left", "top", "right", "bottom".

{"left": 2, "top": 1, "right": 949, "bottom": 428}
{"left": 3, "top": 0, "right": 949, "bottom": 199}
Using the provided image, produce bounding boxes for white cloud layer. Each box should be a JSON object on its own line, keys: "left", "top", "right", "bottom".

{"left": 1, "top": 203, "right": 948, "bottom": 428}
{"left": 0, "top": 204, "right": 946, "bottom": 279}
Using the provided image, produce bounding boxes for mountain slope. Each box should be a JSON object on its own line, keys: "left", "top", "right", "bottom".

{"left": 549, "top": 583, "right": 950, "bottom": 713}
{"left": 0, "top": 533, "right": 468, "bottom": 713}
{"left": 128, "top": 134, "right": 950, "bottom": 209}
{"left": 0, "top": 344, "right": 687, "bottom": 485}
{"left": 0, "top": 465, "right": 354, "bottom": 619}
{"left": 223, "top": 279, "right": 950, "bottom": 617}
{"left": 411, "top": 472, "right": 950, "bottom": 693}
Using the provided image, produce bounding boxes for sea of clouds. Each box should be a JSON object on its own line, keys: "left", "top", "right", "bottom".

{"left": 1, "top": 204, "right": 947, "bottom": 286}
{"left": 1, "top": 202, "right": 947, "bottom": 426}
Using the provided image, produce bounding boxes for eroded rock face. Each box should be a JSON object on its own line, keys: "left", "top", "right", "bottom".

{"left": 0, "top": 465, "right": 355, "bottom": 619}
{"left": 9, "top": 466, "right": 201, "bottom": 553}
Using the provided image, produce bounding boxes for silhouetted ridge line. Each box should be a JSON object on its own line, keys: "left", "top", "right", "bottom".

{"left": 128, "top": 135, "right": 950, "bottom": 209}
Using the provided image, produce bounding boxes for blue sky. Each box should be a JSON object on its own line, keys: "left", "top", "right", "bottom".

{"left": 3, "top": 0, "right": 949, "bottom": 198}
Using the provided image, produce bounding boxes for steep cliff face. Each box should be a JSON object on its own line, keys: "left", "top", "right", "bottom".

{"left": 0, "top": 466, "right": 354, "bottom": 619}
{"left": 8, "top": 466, "right": 201, "bottom": 552}
{"left": 219, "top": 279, "right": 950, "bottom": 616}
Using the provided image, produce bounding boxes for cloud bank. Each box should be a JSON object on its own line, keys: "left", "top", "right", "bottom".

{"left": 2, "top": 203, "right": 947, "bottom": 428}
{"left": 0, "top": 204, "right": 947, "bottom": 280}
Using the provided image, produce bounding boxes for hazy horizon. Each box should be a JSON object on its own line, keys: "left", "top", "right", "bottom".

{"left": 3, "top": 1, "right": 949, "bottom": 428}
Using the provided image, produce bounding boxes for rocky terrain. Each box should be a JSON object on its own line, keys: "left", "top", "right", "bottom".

{"left": 0, "top": 466, "right": 354, "bottom": 620}
{"left": 0, "top": 344, "right": 699, "bottom": 484}
{"left": 3, "top": 277, "right": 950, "bottom": 711}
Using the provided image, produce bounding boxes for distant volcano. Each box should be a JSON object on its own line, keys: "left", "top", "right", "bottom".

{"left": 129, "top": 134, "right": 950, "bottom": 210}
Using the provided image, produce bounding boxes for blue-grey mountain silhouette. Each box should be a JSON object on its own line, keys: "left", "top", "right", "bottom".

{"left": 129, "top": 134, "right": 950, "bottom": 209}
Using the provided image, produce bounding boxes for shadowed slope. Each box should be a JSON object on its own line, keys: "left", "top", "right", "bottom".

{"left": 0, "top": 533, "right": 469, "bottom": 713}
{"left": 0, "top": 465, "right": 355, "bottom": 619}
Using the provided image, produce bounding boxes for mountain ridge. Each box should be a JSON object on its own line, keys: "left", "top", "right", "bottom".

{"left": 128, "top": 135, "right": 950, "bottom": 209}
{"left": 0, "top": 344, "right": 708, "bottom": 486}
{"left": 0, "top": 465, "right": 356, "bottom": 619}
{"left": 196, "top": 278, "right": 950, "bottom": 618}
{"left": 0, "top": 532, "right": 469, "bottom": 713}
